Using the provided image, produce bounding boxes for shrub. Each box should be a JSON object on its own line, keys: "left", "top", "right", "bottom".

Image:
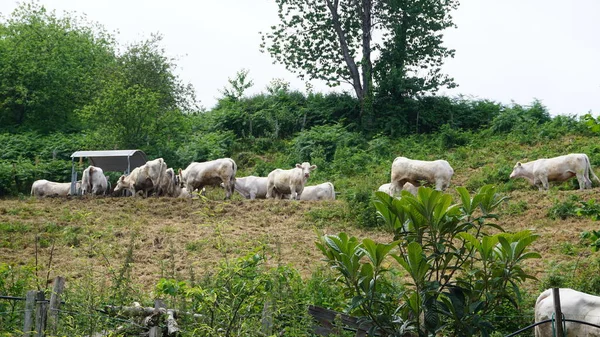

{"left": 290, "top": 124, "right": 362, "bottom": 163}
{"left": 175, "top": 131, "right": 235, "bottom": 164}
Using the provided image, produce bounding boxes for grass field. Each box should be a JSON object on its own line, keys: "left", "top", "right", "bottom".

{"left": 2, "top": 181, "right": 600, "bottom": 295}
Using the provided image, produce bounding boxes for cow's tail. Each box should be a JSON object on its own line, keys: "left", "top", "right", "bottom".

{"left": 228, "top": 158, "right": 237, "bottom": 196}
{"left": 586, "top": 154, "right": 600, "bottom": 184}
{"left": 157, "top": 158, "right": 166, "bottom": 196}
{"left": 328, "top": 182, "right": 336, "bottom": 200}
{"left": 105, "top": 176, "right": 112, "bottom": 196}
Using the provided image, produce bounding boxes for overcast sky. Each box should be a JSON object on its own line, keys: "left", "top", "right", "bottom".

{"left": 1, "top": 0, "right": 599, "bottom": 116}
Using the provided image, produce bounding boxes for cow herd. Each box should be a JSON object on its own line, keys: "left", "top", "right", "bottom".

{"left": 30, "top": 157, "right": 335, "bottom": 200}
{"left": 31, "top": 152, "right": 600, "bottom": 199}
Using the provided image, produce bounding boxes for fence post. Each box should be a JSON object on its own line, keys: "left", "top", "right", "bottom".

{"left": 47, "top": 276, "right": 65, "bottom": 335}
{"left": 149, "top": 299, "right": 166, "bottom": 337}
{"left": 552, "top": 288, "right": 564, "bottom": 337}
{"left": 34, "top": 291, "right": 47, "bottom": 337}
{"left": 23, "top": 290, "right": 37, "bottom": 337}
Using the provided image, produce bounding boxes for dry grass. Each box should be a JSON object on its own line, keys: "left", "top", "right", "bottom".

{"left": 0, "top": 196, "right": 391, "bottom": 290}
{"left": 2, "top": 183, "right": 600, "bottom": 294}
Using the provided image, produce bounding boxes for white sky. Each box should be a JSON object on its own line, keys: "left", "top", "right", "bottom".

{"left": 1, "top": 0, "right": 599, "bottom": 116}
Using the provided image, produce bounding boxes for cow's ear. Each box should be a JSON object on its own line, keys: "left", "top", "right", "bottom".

{"left": 517, "top": 162, "right": 522, "bottom": 167}
{"left": 119, "top": 175, "right": 125, "bottom": 181}
{"left": 178, "top": 168, "right": 182, "bottom": 175}
{"left": 296, "top": 163, "right": 302, "bottom": 169}
{"left": 310, "top": 165, "right": 317, "bottom": 170}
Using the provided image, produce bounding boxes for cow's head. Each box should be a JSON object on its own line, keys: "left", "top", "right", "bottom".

{"left": 509, "top": 162, "right": 524, "bottom": 179}
{"left": 296, "top": 162, "right": 317, "bottom": 179}
{"left": 113, "top": 175, "right": 128, "bottom": 192}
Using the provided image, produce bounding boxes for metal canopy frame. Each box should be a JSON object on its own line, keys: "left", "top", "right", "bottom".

{"left": 69, "top": 150, "right": 148, "bottom": 195}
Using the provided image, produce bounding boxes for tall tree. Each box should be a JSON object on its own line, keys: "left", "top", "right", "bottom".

{"left": 260, "top": 0, "right": 458, "bottom": 130}
{"left": 0, "top": 2, "right": 115, "bottom": 132}
{"left": 78, "top": 35, "right": 197, "bottom": 150}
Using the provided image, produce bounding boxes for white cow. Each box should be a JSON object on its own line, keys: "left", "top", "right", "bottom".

{"left": 158, "top": 168, "right": 176, "bottom": 197}
{"left": 114, "top": 166, "right": 153, "bottom": 197}
{"left": 390, "top": 157, "right": 454, "bottom": 195}
{"left": 535, "top": 288, "right": 600, "bottom": 336}
{"left": 31, "top": 180, "right": 81, "bottom": 197}
{"left": 144, "top": 158, "right": 167, "bottom": 195}
{"left": 232, "top": 176, "right": 269, "bottom": 200}
{"left": 81, "top": 166, "right": 108, "bottom": 195}
{"left": 510, "top": 153, "right": 600, "bottom": 191}
{"left": 297, "top": 182, "right": 335, "bottom": 200}
{"left": 266, "top": 162, "right": 317, "bottom": 200}
{"left": 177, "top": 158, "right": 237, "bottom": 199}
{"left": 378, "top": 182, "right": 418, "bottom": 196}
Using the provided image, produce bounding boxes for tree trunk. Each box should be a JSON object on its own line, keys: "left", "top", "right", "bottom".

{"left": 326, "top": 0, "right": 364, "bottom": 101}
{"left": 360, "top": 0, "right": 374, "bottom": 131}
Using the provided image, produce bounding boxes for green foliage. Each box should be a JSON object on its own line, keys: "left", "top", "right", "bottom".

{"left": 0, "top": 264, "right": 37, "bottom": 333}
{"left": 438, "top": 124, "right": 470, "bottom": 149}
{"left": 0, "top": 2, "right": 115, "bottom": 133}
{"left": 219, "top": 68, "right": 254, "bottom": 101}
{"left": 175, "top": 131, "right": 235, "bottom": 165}
{"left": 156, "top": 250, "right": 316, "bottom": 336}
{"left": 291, "top": 124, "right": 361, "bottom": 163}
{"left": 318, "top": 185, "right": 539, "bottom": 336}
{"left": 262, "top": 0, "right": 458, "bottom": 131}
{"left": 490, "top": 99, "right": 551, "bottom": 134}
{"left": 548, "top": 195, "right": 600, "bottom": 221}
{"left": 581, "top": 230, "right": 600, "bottom": 252}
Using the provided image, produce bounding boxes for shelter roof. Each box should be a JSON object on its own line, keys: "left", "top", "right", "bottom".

{"left": 71, "top": 150, "right": 147, "bottom": 173}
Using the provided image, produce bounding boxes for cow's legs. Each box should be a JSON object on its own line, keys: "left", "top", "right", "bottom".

{"left": 389, "top": 180, "right": 403, "bottom": 196}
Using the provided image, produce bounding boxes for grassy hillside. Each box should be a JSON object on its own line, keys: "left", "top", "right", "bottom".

{"left": 2, "top": 133, "right": 600, "bottom": 293}
{"left": 3, "top": 130, "right": 600, "bottom": 336}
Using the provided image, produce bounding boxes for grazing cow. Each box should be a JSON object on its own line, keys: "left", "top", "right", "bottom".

{"left": 266, "top": 162, "right": 317, "bottom": 200}
{"left": 534, "top": 288, "right": 600, "bottom": 337}
{"left": 297, "top": 182, "right": 335, "bottom": 200}
{"left": 177, "top": 158, "right": 237, "bottom": 199}
{"left": 31, "top": 180, "right": 81, "bottom": 197}
{"left": 390, "top": 157, "right": 454, "bottom": 195}
{"left": 378, "top": 182, "right": 418, "bottom": 196}
{"left": 81, "top": 166, "right": 108, "bottom": 195}
{"left": 232, "top": 176, "right": 269, "bottom": 200}
{"left": 114, "top": 166, "right": 154, "bottom": 197}
{"left": 510, "top": 153, "right": 600, "bottom": 191}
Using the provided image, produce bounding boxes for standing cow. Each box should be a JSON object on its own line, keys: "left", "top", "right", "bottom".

{"left": 266, "top": 162, "right": 317, "bottom": 200}
{"left": 81, "top": 165, "right": 108, "bottom": 195}
{"left": 177, "top": 158, "right": 237, "bottom": 199}
{"left": 390, "top": 157, "right": 454, "bottom": 195}
{"left": 510, "top": 153, "right": 600, "bottom": 190}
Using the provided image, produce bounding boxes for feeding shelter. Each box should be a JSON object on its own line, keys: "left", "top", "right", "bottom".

{"left": 69, "top": 150, "right": 147, "bottom": 195}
